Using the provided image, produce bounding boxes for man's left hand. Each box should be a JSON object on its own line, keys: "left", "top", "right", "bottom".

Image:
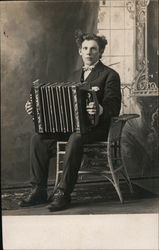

{"left": 86, "top": 102, "right": 103, "bottom": 115}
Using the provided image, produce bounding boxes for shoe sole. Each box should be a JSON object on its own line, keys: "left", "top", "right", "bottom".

{"left": 19, "top": 200, "right": 48, "bottom": 207}
{"left": 47, "top": 202, "right": 71, "bottom": 212}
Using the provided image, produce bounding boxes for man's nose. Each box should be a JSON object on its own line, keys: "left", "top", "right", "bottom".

{"left": 86, "top": 49, "right": 91, "bottom": 55}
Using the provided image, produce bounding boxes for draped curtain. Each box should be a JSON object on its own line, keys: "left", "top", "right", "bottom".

{"left": 1, "top": 1, "right": 99, "bottom": 187}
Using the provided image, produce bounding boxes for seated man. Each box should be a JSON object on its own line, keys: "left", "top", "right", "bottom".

{"left": 19, "top": 31, "right": 121, "bottom": 211}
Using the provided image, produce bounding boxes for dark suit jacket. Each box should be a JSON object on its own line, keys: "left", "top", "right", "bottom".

{"left": 69, "top": 60, "right": 121, "bottom": 131}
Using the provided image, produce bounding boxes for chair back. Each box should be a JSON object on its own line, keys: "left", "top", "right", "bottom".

{"left": 107, "top": 114, "right": 140, "bottom": 143}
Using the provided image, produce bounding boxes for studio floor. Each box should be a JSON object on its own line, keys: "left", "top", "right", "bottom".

{"left": 2, "top": 178, "right": 159, "bottom": 215}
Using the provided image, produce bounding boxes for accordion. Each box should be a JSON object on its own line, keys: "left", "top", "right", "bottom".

{"left": 31, "top": 79, "right": 99, "bottom": 134}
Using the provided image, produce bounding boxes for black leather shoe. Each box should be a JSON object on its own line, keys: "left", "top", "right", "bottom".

{"left": 47, "top": 190, "right": 56, "bottom": 203}
{"left": 19, "top": 187, "right": 48, "bottom": 207}
{"left": 47, "top": 189, "right": 71, "bottom": 211}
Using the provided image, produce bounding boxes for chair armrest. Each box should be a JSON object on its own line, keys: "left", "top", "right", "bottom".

{"left": 112, "top": 113, "right": 140, "bottom": 122}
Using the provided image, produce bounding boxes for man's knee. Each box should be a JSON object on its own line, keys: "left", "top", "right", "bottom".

{"left": 68, "top": 132, "right": 83, "bottom": 148}
{"left": 69, "top": 132, "right": 82, "bottom": 142}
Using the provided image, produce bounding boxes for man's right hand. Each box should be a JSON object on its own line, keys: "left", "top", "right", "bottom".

{"left": 25, "top": 100, "right": 33, "bottom": 115}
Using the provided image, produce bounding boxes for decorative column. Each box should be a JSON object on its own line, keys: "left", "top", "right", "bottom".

{"left": 122, "top": 0, "right": 159, "bottom": 177}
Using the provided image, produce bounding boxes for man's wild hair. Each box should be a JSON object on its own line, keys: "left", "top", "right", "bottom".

{"left": 75, "top": 29, "right": 108, "bottom": 56}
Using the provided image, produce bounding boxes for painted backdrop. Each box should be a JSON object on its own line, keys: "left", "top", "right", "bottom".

{"left": 1, "top": 0, "right": 158, "bottom": 188}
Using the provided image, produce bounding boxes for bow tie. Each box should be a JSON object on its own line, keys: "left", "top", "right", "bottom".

{"left": 82, "top": 65, "right": 95, "bottom": 72}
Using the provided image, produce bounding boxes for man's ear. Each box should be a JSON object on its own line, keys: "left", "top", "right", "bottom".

{"left": 79, "top": 48, "right": 82, "bottom": 56}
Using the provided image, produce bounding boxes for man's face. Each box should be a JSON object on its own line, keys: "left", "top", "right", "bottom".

{"left": 79, "top": 40, "right": 101, "bottom": 66}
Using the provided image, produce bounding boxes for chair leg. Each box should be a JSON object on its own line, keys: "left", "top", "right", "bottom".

{"left": 55, "top": 142, "right": 60, "bottom": 188}
{"left": 54, "top": 175, "right": 59, "bottom": 191}
{"left": 122, "top": 166, "right": 134, "bottom": 194}
{"left": 55, "top": 172, "right": 60, "bottom": 189}
{"left": 111, "top": 174, "right": 124, "bottom": 204}
{"left": 107, "top": 147, "right": 124, "bottom": 203}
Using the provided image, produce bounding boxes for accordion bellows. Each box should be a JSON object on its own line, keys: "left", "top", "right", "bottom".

{"left": 31, "top": 79, "right": 99, "bottom": 134}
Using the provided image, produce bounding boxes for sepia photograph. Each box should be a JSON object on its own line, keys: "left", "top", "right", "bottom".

{"left": 1, "top": 0, "right": 159, "bottom": 249}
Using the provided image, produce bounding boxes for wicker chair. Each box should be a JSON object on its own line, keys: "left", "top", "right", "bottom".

{"left": 55, "top": 113, "right": 139, "bottom": 203}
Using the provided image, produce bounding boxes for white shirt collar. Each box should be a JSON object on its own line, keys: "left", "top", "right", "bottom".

{"left": 83, "top": 60, "right": 99, "bottom": 71}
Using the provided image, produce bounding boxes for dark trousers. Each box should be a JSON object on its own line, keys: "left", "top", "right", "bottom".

{"left": 30, "top": 126, "right": 109, "bottom": 195}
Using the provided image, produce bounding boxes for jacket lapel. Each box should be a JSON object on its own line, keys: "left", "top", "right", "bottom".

{"left": 85, "top": 60, "right": 105, "bottom": 82}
